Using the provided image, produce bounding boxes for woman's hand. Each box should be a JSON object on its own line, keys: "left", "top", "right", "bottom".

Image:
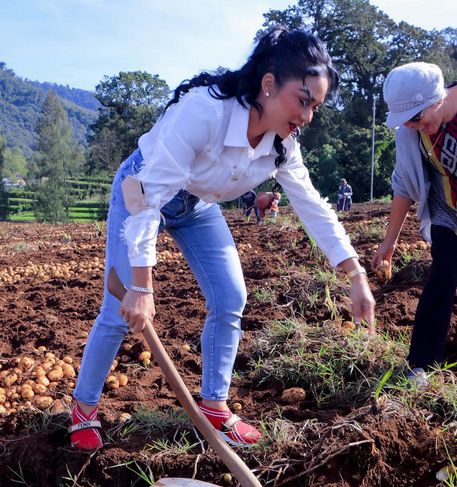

{"left": 350, "top": 274, "right": 376, "bottom": 336}
{"left": 371, "top": 241, "right": 395, "bottom": 269}
{"left": 120, "top": 290, "right": 156, "bottom": 333}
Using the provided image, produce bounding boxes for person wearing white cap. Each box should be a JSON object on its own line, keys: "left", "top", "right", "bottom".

{"left": 372, "top": 62, "right": 457, "bottom": 387}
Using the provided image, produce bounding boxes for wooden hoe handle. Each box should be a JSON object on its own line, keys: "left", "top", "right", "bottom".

{"left": 107, "top": 268, "right": 261, "bottom": 487}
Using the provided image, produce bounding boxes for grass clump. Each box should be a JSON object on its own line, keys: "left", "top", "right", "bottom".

{"left": 251, "top": 317, "right": 457, "bottom": 425}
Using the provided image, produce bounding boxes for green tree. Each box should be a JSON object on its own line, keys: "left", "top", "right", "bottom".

{"left": 88, "top": 71, "right": 170, "bottom": 173}
{"left": 3, "top": 147, "right": 27, "bottom": 179}
{"left": 316, "top": 142, "right": 341, "bottom": 200}
{"left": 30, "top": 91, "right": 84, "bottom": 222}
{"left": 260, "top": 0, "right": 457, "bottom": 200}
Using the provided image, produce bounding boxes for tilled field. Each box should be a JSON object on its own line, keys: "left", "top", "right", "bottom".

{"left": 0, "top": 203, "right": 455, "bottom": 487}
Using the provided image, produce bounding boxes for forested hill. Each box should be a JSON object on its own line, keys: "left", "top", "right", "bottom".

{"left": 29, "top": 80, "right": 101, "bottom": 112}
{"left": 0, "top": 62, "right": 99, "bottom": 158}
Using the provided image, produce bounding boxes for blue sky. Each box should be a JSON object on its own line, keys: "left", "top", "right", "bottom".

{"left": 1, "top": 0, "right": 456, "bottom": 91}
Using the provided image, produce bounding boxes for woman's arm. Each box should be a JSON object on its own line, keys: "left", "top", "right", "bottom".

{"left": 371, "top": 194, "right": 413, "bottom": 268}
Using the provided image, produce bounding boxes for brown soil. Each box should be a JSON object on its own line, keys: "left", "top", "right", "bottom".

{"left": 0, "top": 202, "right": 455, "bottom": 487}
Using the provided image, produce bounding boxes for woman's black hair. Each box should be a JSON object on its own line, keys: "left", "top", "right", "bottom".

{"left": 165, "top": 26, "right": 339, "bottom": 168}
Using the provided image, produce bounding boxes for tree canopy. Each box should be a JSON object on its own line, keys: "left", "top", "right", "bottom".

{"left": 87, "top": 71, "right": 170, "bottom": 172}
{"left": 30, "top": 91, "right": 85, "bottom": 222}
{"left": 260, "top": 0, "right": 457, "bottom": 201}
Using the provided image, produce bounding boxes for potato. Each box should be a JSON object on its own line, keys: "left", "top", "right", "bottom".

{"left": 222, "top": 473, "right": 233, "bottom": 484}
{"left": 48, "top": 367, "right": 63, "bottom": 382}
{"left": 118, "top": 412, "right": 131, "bottom": 422}
{"left": 42, "top": 360, "right": 55, "bottom": 372}
{"left": 33, "top": 384, "right": 47, "bottom": 395}
{"left": 63, "top": 356, "right": 73, "bottom": 364}
{"left": 110, "top": 359, "right": 118, "bottom": 372}
{"left": 3, "top": 373, "right": 18, "bottom": 387}
{"left": 232, "top": 402, "right": 242, "bottom": 412}
{"left": 20, "top": 356, "right": 35, "bottom": 370}
{"left": 34, "top": 366, "right": 46, "bottom": 377}
{"left": 62, "top": 364, "right": 76, "bottom": 378}
{"left": 281, "top": 387, "right": 306, "bottom": 404}
{"left": 374, "top": 260, "right": 392, "bottom": 281}
{"left": 21, "top": 388, "right": 34, "bottom": 400}
{"left": 106, "top": 375, "right": 119, "bottom": 390}
{"left": 37, "top": 376, "right": 50, "bottom": 387}
{"left": 342, "top": 320, "right": 356, "bottom": 331}
{"left": 121, "top": 343, "right": 132, "bottom": 352}
{"left": 34, "top": 396, "right": 53, "bottom": 410}
{"left": 139, "top": 351, "right": 151, "bottom": 362}
{"left": 50, "top": 399, "right": 66, "bottom": 414}
{"left": 0, "top": 394, "right": 6, "bottom": 404}
{"left": 36, "top": 346, "right": 47, "bottom": 353}
{"left": 0, "top": 405, "right": 7, "bottom": 415}
{"left": 117, "top": 374, "right": 128, "bottom": 387}
{"left": 44, "top": 352, "right": 55, "bottom": 360}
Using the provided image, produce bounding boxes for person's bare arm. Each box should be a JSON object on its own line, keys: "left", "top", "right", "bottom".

{"left": 371, "top": 195, "right": 413, "bottom": 267}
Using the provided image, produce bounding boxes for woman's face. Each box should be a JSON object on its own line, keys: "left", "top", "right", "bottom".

{"left": 262, "top": 74, "right": 329, "bottom": 139}
{"left": 403, "top": 100, "right": 444, "bottom": 135}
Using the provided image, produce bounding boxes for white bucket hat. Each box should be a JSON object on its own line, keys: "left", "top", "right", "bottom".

{"left": 383, "top": 62, "right": 446, "bottom": 128}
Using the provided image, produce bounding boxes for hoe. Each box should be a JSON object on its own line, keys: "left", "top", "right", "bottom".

{"left": 107, "top": 267, "right": 261, "bottom": 487}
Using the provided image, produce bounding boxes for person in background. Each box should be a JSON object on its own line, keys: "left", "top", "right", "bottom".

{"left": 270, "top": 191, "right": 281, "bottom": 219}
{"left": 255, "top": 191, "right": 282, "bottom": 222}
{"left": 372, "top": 62, "right": 457, "bottom": 388}
{"left": 240, "top": 189, "right": 259, "bottom": 222}
{"left": 337, "top": 178, "right": 352, "bottom": 211}
{"left": 70, "top": 27, "right": 375, "bottom": 451}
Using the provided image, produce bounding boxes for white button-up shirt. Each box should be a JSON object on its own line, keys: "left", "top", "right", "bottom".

{"left": 122, "top": 87, "right": 357, "bottom": 267}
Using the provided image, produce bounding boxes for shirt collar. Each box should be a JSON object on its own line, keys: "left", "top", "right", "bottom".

{"left": 224, "top": 98, "right": 276, "bottom": 159}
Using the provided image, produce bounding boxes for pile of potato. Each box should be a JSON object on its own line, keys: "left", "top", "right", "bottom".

{"left": 104, "top": 344, "right": 151, "bottom": 390}
{"left": 0, "top": 342, "right": 154, "bottom": 416}
{"left": 0, "top": 349, "right": 77, "bottom": 416}
{"left": 0, "top": 256, "right": 105, "bottom": 286}
{"left": 370, "top": 239, "right": 430, "bottom": 256}
{"left": 156, "top": 250, "right": 182, "bottom": 265}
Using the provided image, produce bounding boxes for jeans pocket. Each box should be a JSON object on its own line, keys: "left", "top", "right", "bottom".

{"left": 161, "top": 190, "right": 187, "bottom": 219}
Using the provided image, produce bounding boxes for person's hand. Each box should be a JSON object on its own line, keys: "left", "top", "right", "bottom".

{"left": 371, "top": 241, "right": 395, "bottom": 270}
{"left": 120, "top": 290, "right": 156, "bottom": 333}
{"left": 350, "top": 274, "right": 376, "bottom": 336}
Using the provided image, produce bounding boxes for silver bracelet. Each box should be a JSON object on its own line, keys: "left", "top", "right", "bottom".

{"left": 348, "top": 266, "right": 367, "bottom": 279}
{"left": 130, "top": 285, "right": 154, "bottom": 294}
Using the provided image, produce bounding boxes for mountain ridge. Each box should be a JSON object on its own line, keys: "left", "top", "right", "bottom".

{"left": 0, "top": 62, "right": 100, "bottom": 158}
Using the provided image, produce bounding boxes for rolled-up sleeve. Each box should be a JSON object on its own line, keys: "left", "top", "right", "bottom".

{"left": 123, "top": 90, "right": 217, "bottom": 267}
{"left": 276, "top": 142, "right": 358, "bottom": 267}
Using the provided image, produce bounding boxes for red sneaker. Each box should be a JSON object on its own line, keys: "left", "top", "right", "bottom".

{"left": 199, "top": 402, "right": 261, "bottom": 447}
{"left": 69, "top": 403, "right": 103, "bottom": 450}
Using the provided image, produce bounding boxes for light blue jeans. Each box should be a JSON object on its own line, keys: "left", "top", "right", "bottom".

{"left": 74, "top": 149, "right": 247, "bottom": 405}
